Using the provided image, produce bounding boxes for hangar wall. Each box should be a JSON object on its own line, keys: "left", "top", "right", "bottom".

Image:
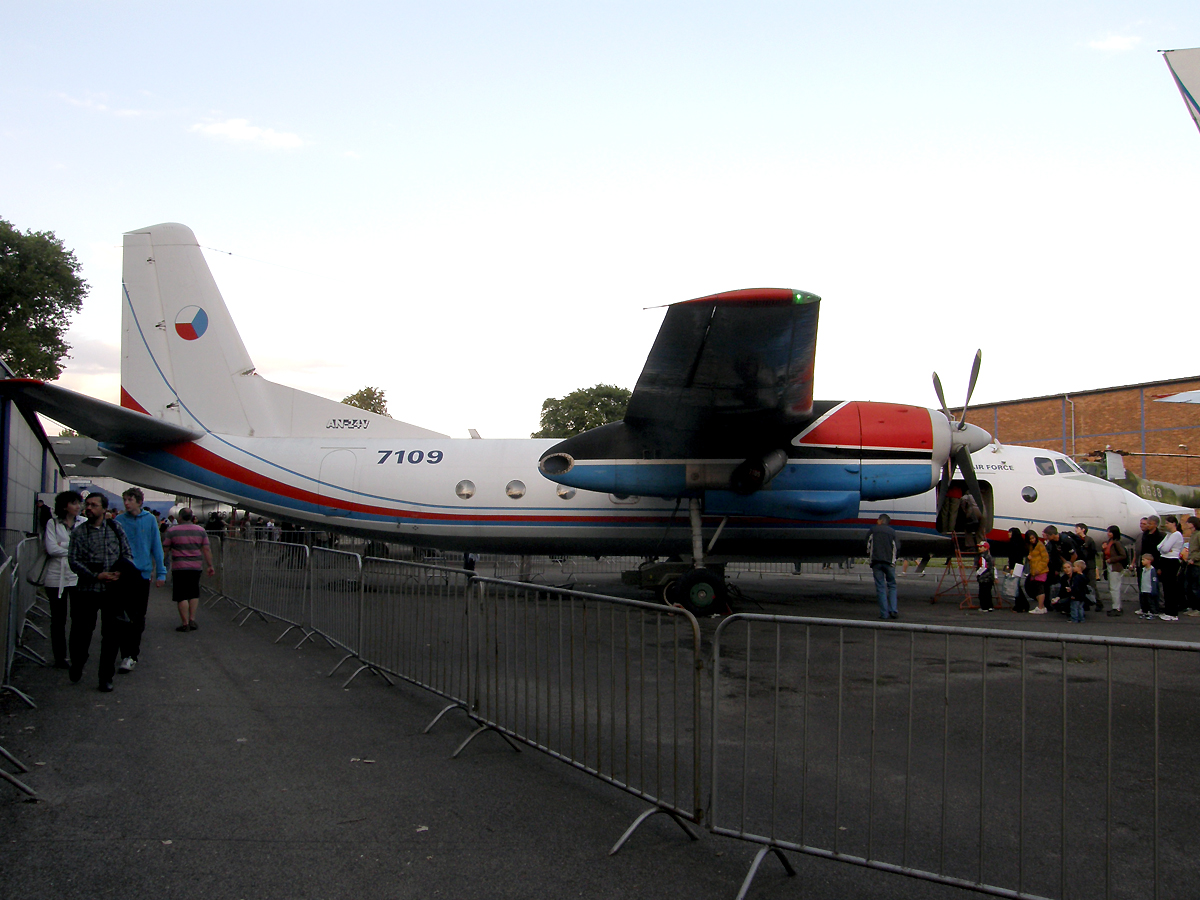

{"left": 0, "top": 361, "right": 63, "bottom": 546}
{"left": 955, "top": 375, "right": 1200, "bottom": 484}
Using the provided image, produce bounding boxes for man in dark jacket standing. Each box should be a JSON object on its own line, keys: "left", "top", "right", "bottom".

{"left": 68, "top": 493, "right": 135, "bottom": 692}
{"left": 867, "top": 514, "right": 901, "bottom": 619}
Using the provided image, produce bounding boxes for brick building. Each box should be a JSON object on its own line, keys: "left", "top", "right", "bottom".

{"left": 953, "top": 376, "right": 1200, "bottom": 484}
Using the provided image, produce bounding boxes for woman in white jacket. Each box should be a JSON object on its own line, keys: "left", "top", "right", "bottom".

{"left": 43, "top": 490, "right": 82, "bottom": 668}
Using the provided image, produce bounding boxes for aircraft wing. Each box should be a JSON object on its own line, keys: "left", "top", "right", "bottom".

{"left": 0, "top": 379, "right": 203, "bottom": 445}
{"left": 1155, "top": 389, "right": 1200, "bottom": 404}
{"left": 624, "top": 288, "right": 820, "bottom": 441}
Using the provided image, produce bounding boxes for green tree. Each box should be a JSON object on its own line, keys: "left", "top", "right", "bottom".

{"left": 0, "top": 219, "right": 89, "bottom": 380}
{"left": 341, "top": 386, "right": 390, "bottom": 417}
{"left": 532, "top": 383, "right": 631, "bottom": 438}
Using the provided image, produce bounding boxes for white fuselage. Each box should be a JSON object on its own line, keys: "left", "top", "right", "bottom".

{"left": 97, "top": 435, "right": 1161, "bottom": 559}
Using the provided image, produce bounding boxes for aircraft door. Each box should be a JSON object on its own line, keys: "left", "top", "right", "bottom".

{"left": 318, "top": 449, "right": 357, "bottom": 517}
{"left": 937, "top": 479, "right": 994, "bottom": 536}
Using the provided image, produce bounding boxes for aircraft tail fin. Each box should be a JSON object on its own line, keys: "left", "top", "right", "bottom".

{"left": 121, "top": 223, "right": 445, "bottom": 439}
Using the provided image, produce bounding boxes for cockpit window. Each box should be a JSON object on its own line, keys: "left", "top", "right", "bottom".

{"left": 1055, "top": 459, "right": 1074, "bottom": 474}
{"left": 1035, "top": 457, "right": 1055, "bottom": 476}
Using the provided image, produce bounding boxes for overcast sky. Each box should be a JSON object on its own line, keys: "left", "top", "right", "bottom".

{"left": 3, "top": 3, "right": 1198, "bottom": 439}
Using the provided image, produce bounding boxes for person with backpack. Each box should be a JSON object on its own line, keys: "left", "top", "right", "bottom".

{"left": 42, "top": 490, "right": 82, "bottom": 669}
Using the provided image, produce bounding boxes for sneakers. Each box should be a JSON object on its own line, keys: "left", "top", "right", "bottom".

{"left": 188, "top": 621, "right": 198, "bottom": 631}
{"left": 98, "top": 681, "right": 113, "bottom": 693}
{"left": 1159, "top": 614, "right": 1179, "bottom": 621}
{"left": 1029, "top": 607, "right": 1048, "bottom": 614}
{"left": 1138, "top": 612, "right": 1155, "bottom": 620}
{"left": 1185, "top": 610, "right": 1200, "bottom": 617}
{"left": 176, "top": 625, "right": 190, "bottom": 632}
{"left": 117, "top": 657, "right": 135, "bottom": 673}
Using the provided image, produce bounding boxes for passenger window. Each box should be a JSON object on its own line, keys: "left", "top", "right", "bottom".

{"left": 1055, "top": 459, "right": 1073, "bottom": 474}
{"left": 1034, "top": 457, "right": 1055, "bottom": 476}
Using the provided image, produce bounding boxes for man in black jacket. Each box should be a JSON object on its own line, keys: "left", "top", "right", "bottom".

{"left": 867, "top": 514, "right": 901, "bottom": 620}
{"left": 68, "top": 493, "right": 135, "bottom": 692}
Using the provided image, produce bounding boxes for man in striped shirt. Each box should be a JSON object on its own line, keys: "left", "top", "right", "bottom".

{"left": 161, "top": 508, "right": 216, "bottom": 632}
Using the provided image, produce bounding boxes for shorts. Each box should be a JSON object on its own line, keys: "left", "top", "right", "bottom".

{"left": 172, "top": 570, "right": 202, "bottom": 602}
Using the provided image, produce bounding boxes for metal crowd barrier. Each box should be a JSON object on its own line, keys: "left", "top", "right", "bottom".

{"left": 309, "top": 547, "right": 362, "bottom": 656}
{"left": 0, "top": 528, "right": 27, "bottom": 560}
{"left": 204, "top": 534, "right": 225, "bottom": 598}
{"left": 213, "top": 540, "right": 706, "bottom": 855}
{"left": 466, "top": 577, "right": 703, "bottom": 852}
{"left": 711, "top": 614, "right": 1200, "bottom": 900}
{"left": 345, "top": 559, "right": 474, "bottom": 716}
{"left": 1, "top": 557, "right": 20, "bottom": 697}
{"left": 0, "top": 549, "right": 35, "bottom": 709}
{"left": 220, "top": 538, "right": 256, "bottom": 614}
{"left": 13, "top": 538, "right": 47, "bottom": 661}
{"left": 0, "top": 554, "right": 39, "bottom": 798}
{"left": 248, "top": 541, "right": 310, "bottom": 640}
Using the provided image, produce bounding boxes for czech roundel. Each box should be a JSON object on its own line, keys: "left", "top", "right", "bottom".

{"left": 175, "top": 306, "right": 209, "bottom": 341}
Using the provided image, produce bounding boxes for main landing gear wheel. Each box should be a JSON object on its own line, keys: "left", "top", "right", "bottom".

{"left": 672, "top": 568, "right": 725, "bottom": 616}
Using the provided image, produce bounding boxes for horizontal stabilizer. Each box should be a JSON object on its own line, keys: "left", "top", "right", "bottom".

{"left": 0, "top": 379, "right": 203, "bottom": 445}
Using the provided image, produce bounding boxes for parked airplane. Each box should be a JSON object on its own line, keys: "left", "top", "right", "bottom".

{"left": 0, "top": 223, "right": 1162, "bottom": 610}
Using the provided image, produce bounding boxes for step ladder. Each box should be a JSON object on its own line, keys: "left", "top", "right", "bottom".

{"left": 933, "top": 533, "right": 977, "bottom": 607}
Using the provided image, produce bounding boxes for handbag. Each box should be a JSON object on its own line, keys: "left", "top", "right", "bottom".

{"left": 25, "top": 554, "right": 50, "bottom": 587}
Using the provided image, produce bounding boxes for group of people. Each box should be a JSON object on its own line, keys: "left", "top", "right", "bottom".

{"left": 205, "top": 510, "right": 280, "bottom": 541}
{"left": 867, "top": 512, "right": 1200, "bottom": 624}
{"left": 40, "top": 488, "right": 215, "bottom": 692}
{"left": 976, "top": 515, "right": 1200, "bottom": 622}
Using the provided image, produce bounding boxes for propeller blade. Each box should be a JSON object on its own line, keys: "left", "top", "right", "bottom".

{"left": 932, "top": 372, "right": 952, "bottom": 422}
{"left": 955, "top": 445, "right": 985, "bottom": 512}
{"left": 935, "top": 460, "right": 952, "bottom": 530}
{"left": 960, "top": 350, "right": 982, "bottom": 422}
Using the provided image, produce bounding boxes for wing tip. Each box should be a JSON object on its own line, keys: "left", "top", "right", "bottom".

{"left": 678, "top": 288, "right": 820, "bottom": 306}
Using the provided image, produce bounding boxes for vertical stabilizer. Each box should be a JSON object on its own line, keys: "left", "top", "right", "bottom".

{"left": 120, "top": 223, "right": 446, "bottom": 439}
{"left": 1163, "top": 48, "right": 1200, "bottom": 136}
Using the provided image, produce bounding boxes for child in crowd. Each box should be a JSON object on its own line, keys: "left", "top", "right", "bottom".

{"left": 1051, "top": 561, "right": 1073, "bottom": 615}
{"left": 975, "top": 541, "right": 995, "bottom": 611}
{"left": 1067, "top": 560, "right": 1089, "bottom": 623}
{"left": 1139, "top": 554, "right": 1161, "bottom": 620}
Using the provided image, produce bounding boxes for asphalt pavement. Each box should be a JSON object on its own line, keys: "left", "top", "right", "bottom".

{"left": 2, "top": 571, "right": 1193, "bottom": 900}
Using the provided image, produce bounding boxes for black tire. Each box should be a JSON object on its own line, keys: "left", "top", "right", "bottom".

{"left": 672, "top": 567, "right": 725, "bottom": 615}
